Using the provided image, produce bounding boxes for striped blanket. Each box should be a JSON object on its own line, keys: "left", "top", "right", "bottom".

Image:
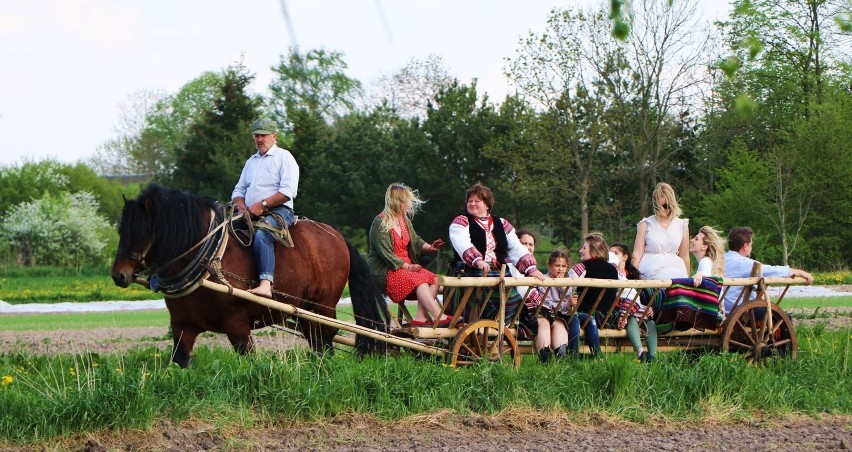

{"left": 658, "top": 277, "right": 723, "bottom": 331}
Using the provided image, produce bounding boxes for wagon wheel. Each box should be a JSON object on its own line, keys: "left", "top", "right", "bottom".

{"left": 449, "top": 320, "right": 520, "bottom": 367}
{"left": 721, "top": 298, "right": 797, "bottom": 363}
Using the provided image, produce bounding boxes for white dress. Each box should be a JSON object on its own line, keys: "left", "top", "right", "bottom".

{"left": 637, "top": 215, "right": 688, "bottom": 280}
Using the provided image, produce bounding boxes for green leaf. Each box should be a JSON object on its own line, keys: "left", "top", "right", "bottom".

{"left": 718, "top": 56, "right": 741, "bottom": 78}
{"left": 612, "top": 20, "right": 630, "bottom": 41}
{"left": 836, "top": 12, "right": 852, "bottom": 33}
{"left": 609, "top": 0, "right": 623, "bottom": 19}
{"left": 739, "top": 36, "right": 763, "bottom": 60}
{"left": 734, "top": 93, "right": 758, "bottom": 118}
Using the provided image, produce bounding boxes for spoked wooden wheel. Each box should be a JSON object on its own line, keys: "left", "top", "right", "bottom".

{"left": 721, "top": 299, "right": 797, "bottom": 363}
{"left": 449, "top": 320, "right": 520, "bottom": 367}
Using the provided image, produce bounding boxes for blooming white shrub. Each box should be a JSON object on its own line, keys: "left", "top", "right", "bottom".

{"left": 1, "top": 191, "right": 112, "bottom": 269}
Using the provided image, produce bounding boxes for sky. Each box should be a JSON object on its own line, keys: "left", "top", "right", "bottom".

{"left": 0, "top": 0, "right": 731, "bottom": 167}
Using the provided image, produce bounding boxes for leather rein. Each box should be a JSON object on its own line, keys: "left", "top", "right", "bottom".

{"left": 135, "top": 208, "right": 231, "bottom": 297}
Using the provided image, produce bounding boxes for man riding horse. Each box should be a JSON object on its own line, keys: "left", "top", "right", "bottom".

{"left": 231, "top": 118, "right": 299, "bottom": 299}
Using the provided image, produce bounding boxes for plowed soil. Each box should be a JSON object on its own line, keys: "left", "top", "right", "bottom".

{"left": 1, "top": 413, "right": 850, "bottom": 451}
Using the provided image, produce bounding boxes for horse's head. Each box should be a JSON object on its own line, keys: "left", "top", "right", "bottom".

{"left": 111, "top": 191, "right": 155, "bottom": 288}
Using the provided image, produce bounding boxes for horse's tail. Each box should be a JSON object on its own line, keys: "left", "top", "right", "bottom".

{"left": 346, "top": 240, "right": 391, "bottom": 355}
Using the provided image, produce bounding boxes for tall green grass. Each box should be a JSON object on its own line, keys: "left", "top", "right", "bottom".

{"left": 1, "top": 326, "right": 849, "bottom": 443}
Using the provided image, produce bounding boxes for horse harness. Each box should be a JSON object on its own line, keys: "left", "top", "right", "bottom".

{"left": 147, "top": 208, "right": 230, "bottom": 296}
{"left": 146, "top": 204, "right": 298, "bottom": 297}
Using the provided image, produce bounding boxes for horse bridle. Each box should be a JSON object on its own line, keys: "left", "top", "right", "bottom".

{"left": 119, "top": 238, "right": 153, "bottom": 275}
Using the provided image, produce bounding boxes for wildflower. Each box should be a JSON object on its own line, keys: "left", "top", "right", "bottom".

{"left": 69, "top": 368, "right": 76, "bottom": 377}
{"left": 1, "top": 375, "right": 13, "bottom": 385}
{"left": 92, "top": 362, "right": 99, "bottom": 368}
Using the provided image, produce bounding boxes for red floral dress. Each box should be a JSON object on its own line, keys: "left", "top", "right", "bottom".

{"left": 385, "top": 220, "right": 436, "bottom": 303}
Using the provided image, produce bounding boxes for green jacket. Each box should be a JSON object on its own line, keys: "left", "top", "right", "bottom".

{"left": 366, "top": 213, "right": 426, "bottom": 293}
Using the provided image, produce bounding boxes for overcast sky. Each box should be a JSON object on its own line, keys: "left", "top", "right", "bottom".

{"left": 0, "top": 0, "right": 731, "bottom": 167}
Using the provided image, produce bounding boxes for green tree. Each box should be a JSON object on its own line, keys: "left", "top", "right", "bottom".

{"left": 422, "top": 79, "right": 502, "bottom": 203}
{"left": 0, "top": 160, "right": 70, "bottom": 218}
{"left": 719, "top": 0, "right": 850, "bottom": 114}
{"left": 163, "top": 64, "right": 260, "bottom": 201}
{"left": 790, "top": 91, "right": 852, "bottom": 268}
{"left": 269, "top": 48, "right": 363, "bottom": 133}
{"left": 87, "top": 88, "right": 167, "bottom": 177}
{"left": 267, "top": 47, "right": 365, "bottom": 235}
{"left": 704, "top": 0, "right": 852, "bottom": 267}
{"left": 482, "top": 95, "right": 543, "bottom": 233}
{"left": 305, "top": 107, "right": 410, "bottom": 244}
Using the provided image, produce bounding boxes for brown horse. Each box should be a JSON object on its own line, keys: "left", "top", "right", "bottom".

{"left": 111, "top": 183, "right": 389, "bottom": 367}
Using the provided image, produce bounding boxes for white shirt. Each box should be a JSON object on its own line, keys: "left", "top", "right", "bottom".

{"left": 722, "top": 250, "right": 790, "bottom": 314}
{"left": 448, "top": 216, "right": 531, "bottom": 270}
{"left": 231, "top": 145, "right": 299, "bottom": 209}
{"left": 695, "top": 256, "right": 713, "bottom": 278}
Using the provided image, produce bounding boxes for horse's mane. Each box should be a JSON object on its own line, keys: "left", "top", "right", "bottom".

{"left": 137, "top": 183, "right": 220, "bottom": 266}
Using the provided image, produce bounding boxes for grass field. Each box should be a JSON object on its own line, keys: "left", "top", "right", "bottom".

{"left": 0, "top": 310, "right": 170, "bottom": 331}
{"left": 0, "top": 325, "right": 849, "bottom": 443}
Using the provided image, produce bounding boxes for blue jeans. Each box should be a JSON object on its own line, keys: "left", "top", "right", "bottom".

{"left": 567, "top": 312, "right": 600, "bottom": 355}
{"left": 254, "top": 206, "right": 295, "bottom": 283}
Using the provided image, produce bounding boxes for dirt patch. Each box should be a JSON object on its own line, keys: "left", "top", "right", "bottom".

{"left": 1, "top": 412, "right": 849, "bottom": 451}
{"left": 787, "top": 306, "right": 852, "bottom": 331}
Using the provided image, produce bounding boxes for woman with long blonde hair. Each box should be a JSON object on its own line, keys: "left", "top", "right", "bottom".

{"left": 690, "top": 225, "right": 725, "bottom": 286}
{"left": 367, "top": 183, "right": 449, "bottom": 326}
{"left": 632, "top": 182, "right": 691, "bottom": 279}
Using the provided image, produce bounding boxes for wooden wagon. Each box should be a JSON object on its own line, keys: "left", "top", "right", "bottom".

{"left": 181, "top": 260, "right": 804, "bottom": 367}
{"left": 435, "top": 262, "right": 806, "bottom": 365}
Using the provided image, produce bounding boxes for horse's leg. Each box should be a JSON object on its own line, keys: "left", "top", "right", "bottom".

{"left": 226, "top": 331, "right": 255, "bottom": 355}
{"left": 170, "top": 325, "right": 200, "bottom": 368}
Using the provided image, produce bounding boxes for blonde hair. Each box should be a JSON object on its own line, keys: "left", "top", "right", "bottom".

{"left": 653, "top": 182, "right": 682, "bottom": 218}
{"left": 380, "top": 183, "right": 424, "bottom": 232}
{"left": 699, "top": 225, "right": 725, "bottom": 276}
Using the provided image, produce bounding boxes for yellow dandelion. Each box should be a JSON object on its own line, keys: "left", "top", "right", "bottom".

{"left": 115, "top": 368, "right": 123, "bottom": 374}
{"left": 1, "top": 375, "right": 13, "bottom": 385}
{"left": 69, "top": 368, "right": 76, "bottom": 377}
{"left": 92, "top": 362, "right": 99, "bottom": 368}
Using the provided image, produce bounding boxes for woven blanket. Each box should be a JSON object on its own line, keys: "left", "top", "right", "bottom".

{"left": 658, "top": 277, "right": 723, "bottom": 331}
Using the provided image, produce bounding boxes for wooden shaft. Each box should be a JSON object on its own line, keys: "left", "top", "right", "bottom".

{"left": 197, "top": 279, "right": 446, "bottom": 357}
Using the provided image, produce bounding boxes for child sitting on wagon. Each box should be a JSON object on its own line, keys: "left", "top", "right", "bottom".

{"left": 561, "top": 233, "right": 619, "bottom": 358}
{"left": 529, "top": 249, "right": 572, "bottom": 363}
{"left": 610, "top": 242, "right": 658, "bottom": 363}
